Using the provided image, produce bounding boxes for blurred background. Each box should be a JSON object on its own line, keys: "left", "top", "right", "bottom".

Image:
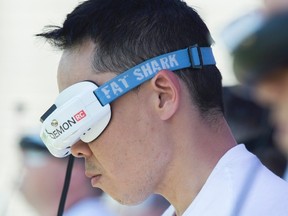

{"left": 0, "top": 0, "right": 264, "bottom": 215}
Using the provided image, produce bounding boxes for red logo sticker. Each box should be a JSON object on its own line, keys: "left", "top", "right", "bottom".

{"left": 74, "top": 110, "right": 87, "bottom": 121}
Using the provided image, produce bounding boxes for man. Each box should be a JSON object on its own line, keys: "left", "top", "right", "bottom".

{"left": 37, "top": 0, "right": 288, "bottom": 215}
{"left": 230, "top": 11, "right": 288, "bottom": 181}
{"left": 19, "top": 134, "right": 116, "bottom": 216}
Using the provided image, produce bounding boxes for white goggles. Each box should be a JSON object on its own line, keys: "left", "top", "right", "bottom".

{"left": 40, "top": 45, "right": 216, "bottom": 157}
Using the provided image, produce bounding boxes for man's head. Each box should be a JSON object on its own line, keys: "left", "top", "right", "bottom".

{"left": 231, "top": 11, "right": 288, "bottom": 156}
{"left": 38, "top": 0, "right": 223, "bottom": 205}
{"left": 38, "top": 0, "right": 223, "bottom": 119}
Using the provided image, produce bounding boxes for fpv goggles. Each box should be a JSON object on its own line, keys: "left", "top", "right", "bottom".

{"left": 40, "top": 45, "right": 216, "bottom": 157}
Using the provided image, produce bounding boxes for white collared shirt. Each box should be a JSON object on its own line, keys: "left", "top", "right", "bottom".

{"left": 162, "top": 144, "right": 288, "bottom": 216}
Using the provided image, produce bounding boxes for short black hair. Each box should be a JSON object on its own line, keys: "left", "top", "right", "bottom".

{"left": 38, "top": 0, "right": 223, "bottom": 120}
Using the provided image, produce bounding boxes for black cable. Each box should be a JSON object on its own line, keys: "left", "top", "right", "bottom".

{"left": 57, "top": 154, "right": 74, "bottom": 216}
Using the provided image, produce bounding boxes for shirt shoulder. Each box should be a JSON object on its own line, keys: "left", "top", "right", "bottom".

{"left": 181, "top": 144, "right": 288, "bottom": 216}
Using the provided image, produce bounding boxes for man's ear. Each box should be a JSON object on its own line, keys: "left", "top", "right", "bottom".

{"left": 150, "top": 70, "right": 181, "bottom": 120}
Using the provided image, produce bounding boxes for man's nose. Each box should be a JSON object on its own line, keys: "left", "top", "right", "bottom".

{"left": 70, "top": 140, "right": 92, "bottom": 158}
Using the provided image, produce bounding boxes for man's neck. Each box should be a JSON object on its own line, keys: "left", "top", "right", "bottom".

{"left": 158, "top": 117, "right": 236, "bottom": 216}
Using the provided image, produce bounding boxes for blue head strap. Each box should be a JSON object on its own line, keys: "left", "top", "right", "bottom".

{"left": 95, "top": 44, "right": 216, "bottom": 105}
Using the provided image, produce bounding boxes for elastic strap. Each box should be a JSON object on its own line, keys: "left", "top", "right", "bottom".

{"left": 95, "top": 45, "right": 216, "bottom": 106}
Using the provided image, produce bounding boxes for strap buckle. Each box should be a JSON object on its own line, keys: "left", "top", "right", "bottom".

{"left": 188, "top": 44, "right": 203, "bottom": 69}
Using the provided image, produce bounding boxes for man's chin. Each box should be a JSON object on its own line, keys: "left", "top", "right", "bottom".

{"left": 108, "top": 192, "right": 150, "bottom": 206}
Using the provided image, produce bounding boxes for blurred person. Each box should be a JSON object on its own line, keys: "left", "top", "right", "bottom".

{"left": 18, "top": 134, "right": 116, "bottom": 216}
{"left": 227, "top": 11, "right": 288, "bottom": 181}
{"left": 222, "top": 0, "right": 288, "bottom": 180}
{"left": 36, "top": 0, "right": 288, "bottom": 215}
{"left": 223, "top": 85, "right": 287, "bottom": 177}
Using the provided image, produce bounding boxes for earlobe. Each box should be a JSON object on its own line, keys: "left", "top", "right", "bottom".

{"left": 150, "top": 70, "right": 181, "bottom": 120}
